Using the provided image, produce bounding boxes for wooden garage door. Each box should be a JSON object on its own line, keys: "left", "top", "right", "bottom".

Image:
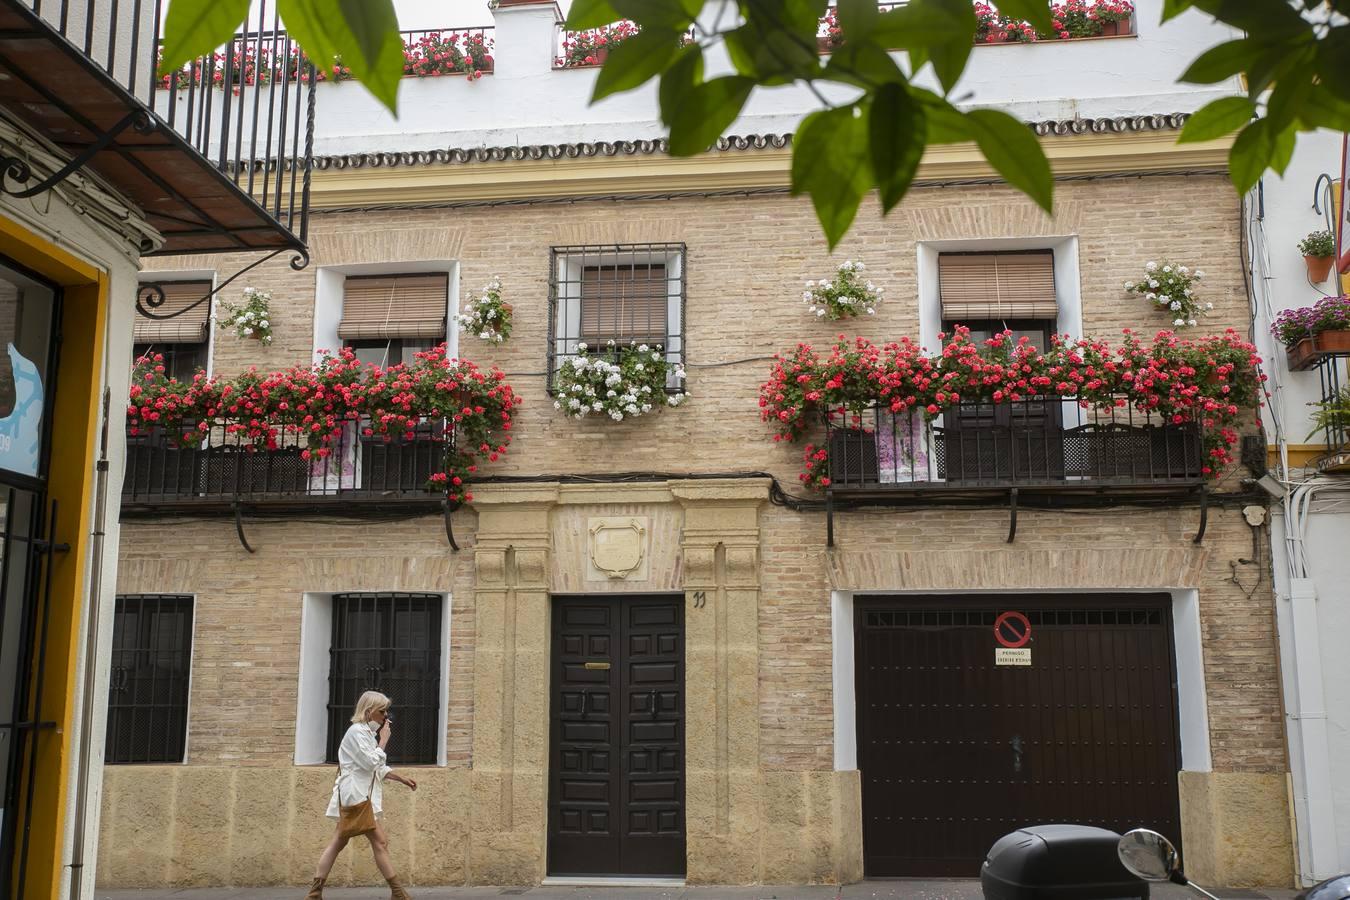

{"left": 855, "top": 595, "right": 1182, "bottom": 877}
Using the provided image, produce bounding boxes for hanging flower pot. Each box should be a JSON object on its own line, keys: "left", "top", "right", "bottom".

{"left": 1304, "top": 254, "right": 1335, "bottom": 283}
{"left": 1299, "top": 230, "right": 1336, "bottom": 283}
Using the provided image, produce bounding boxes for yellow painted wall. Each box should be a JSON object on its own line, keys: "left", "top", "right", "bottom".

{"left": 0, "top": 215, "right": 107, "bottom": 900}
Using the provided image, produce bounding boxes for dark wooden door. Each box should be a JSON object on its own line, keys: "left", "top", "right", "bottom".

{"left": 855, "top": 596, "right": 1182, "bottom": 877}
{"left": 548, "top": 596, "right": 685, "bottom": 877}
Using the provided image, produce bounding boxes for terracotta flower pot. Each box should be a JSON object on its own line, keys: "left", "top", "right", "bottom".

{"left": 1098, "top": 18, "right": 1127, "bottom": 36}
{"left": 1305, "top": 254, "right": 1335, "bottom": 283}
{"left": 1287, "top": 330, "right": 1350, "bottom": 371}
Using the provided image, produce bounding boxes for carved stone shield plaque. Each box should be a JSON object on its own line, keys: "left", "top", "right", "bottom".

{"left": 587, "top": 517, "right": 648, "bottom": 580}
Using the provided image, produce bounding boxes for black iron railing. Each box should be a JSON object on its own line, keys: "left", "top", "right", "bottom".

{"left": 122, "top": 418, "right": 453, "bottom": 507}
{"left": 14, "top": 0, "right": 314, "bottom": 256}
{"left": 1310, "top": 353, "right": 1350, "bottom": 470}
{"left": 106, "top": 594, "right": 193, "bottom": 765}
{"left": 824, "top": 398, "right": 1205, "bottom": 489}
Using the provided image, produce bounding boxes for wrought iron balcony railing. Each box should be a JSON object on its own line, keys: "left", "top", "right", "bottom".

{"left": 824, "top": 398, "right": 1206, "bottom": 491}
{"left": 121, "top": 419, "right": 453, "bottom": 512}
{"left": 0, "top": 0, "right": 313, "bottom": 257}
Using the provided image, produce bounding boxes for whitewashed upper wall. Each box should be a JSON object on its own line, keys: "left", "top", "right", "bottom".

{"left": 304, "top": 0, "right": 1244, "bottom": 157}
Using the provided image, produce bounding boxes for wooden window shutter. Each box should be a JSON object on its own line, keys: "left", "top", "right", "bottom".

{"left": 939, "top": 252, "right": 1058, "bottom": 321}
{"left": 579, "top": 265, "right": 668, "bottom": 345}
{"left": 338, "top": 273, "right": 448, "bottom": 341}
{"left": 133, "top": 281, "right": 213, "bottom": 344}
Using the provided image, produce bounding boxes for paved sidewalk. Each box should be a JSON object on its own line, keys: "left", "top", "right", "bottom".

{"left": 94, "top": 882, "right": 1301, "bottom": 900}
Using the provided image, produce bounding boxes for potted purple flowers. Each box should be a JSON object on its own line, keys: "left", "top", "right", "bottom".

{"left": 1272, "top": 295, "right": 1350, "bottom": 370}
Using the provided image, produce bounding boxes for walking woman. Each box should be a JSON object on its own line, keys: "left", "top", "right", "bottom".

{"left": 305, "top": 690, "right": 419, "bottom": 899}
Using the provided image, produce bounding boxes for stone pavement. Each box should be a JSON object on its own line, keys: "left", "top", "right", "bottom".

{"left": 93, "top": 882, "right": 1301, "bottom": 900}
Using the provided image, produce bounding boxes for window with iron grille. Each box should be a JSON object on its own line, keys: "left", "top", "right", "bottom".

{"left": 548, "top": 244, "right": 685, "bottom": 388}
{"left": 326, "top": 593, "right": 442, "bottom": 766}
{"left": 106, "top": 595, "right": 193, "bottom": 764}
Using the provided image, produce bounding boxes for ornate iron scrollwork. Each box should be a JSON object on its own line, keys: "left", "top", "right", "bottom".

{"left": 136, "top": 245, "right": 311, "bottom": 321}
{"left": 0, "top": 109, "right": 154, "bottom": 199}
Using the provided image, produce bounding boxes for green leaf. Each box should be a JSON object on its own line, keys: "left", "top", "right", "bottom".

{"left": 837, "top": 0, "right": 880, "bottom": 37}
{"left": 920, "top": 0, "right": 976, "bottom": 92}
{"left": 964, "top": 108, "right": 1053, "bottom": 212}
{"left": 1179, "top": 38, "right": 1254, "bottom": 84}
{"left": 984, "top": 0, "right": 1055, "bottom": 35}
{"left": 1160, "top": 0, "right": 1196, "bottom": 20}
{"left": 659, "top": 44, "right": 704, "bottom": 128}
{"left": 611, "top": 0, "right": 697, "bottom": 31}
{"left": 911, "top": 88, "right": 970, "bottom": 142}
{"left": 666, "top": 76, "right": 754, "bottom": 156}
{"left": 1199, "top": 0, "right": 1308, "bottom": 38}
{"left": 1317, "top": 27, "right": 1350, "bottom": 102}
{"left": 159, "top": 0, "right": 253, "bottom": 73}
{"left": 869, "top": 83, "right": 926, "bottom": 213}
{"left": 791, "top": 105, "right": 873, "bottom": 249}
{"left": 593, "top": 28, "right": 681, "bottom": 101}
{"left": 744, "top": 0, "right": 829, "bottom": 36}
{"left": 1297, "top": 84, "right": 1350, "bottom": 132}
{"left": 566, "top": 0, "right": 623, "bottom": 30}
{"left": 1263, "top": 60, "right": 1315, "bottom": 133}
{"left": 1270, "top": 122, "right": 1296, "bottom": 175}
{"left": 822, "top": 40, "right": 906, "bottom": 89}
{"left": 871, "top": 0, "right": 970, "bottom": 48}
{"left": 1228, "top": 119, "right": 1273, "bottom": 193}
{"left": 725, "top": 22, "right": 820, "bottom": 85}
{"left": 279, "top": 0, "right": 404, "bottom": 112}
{"left": 1178, "top": 96, "right": 1254, "bottom": 143}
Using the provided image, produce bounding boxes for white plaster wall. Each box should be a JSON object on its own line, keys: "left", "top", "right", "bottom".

{"left": 1271, "top": 505, "right": 1350, "bottom": 879}
{"left": 297, "top": 0, "right": 1243, "bottom": 157}
{"left": 1250, "top": 131, "right": 1348, "bottom": 453}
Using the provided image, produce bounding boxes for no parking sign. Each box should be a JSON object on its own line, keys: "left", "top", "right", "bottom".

{"left": 994, "top": 611, "right": 1032, "bottom": 665}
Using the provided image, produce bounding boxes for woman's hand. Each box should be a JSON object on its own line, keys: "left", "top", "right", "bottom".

{"left": 378, "top": 719, "right": 392, "bottom": 749}
{"left": 395, "top": 773, "right": 417, "bottom": 791}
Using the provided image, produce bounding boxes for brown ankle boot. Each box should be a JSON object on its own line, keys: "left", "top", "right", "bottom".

{"left": 304, "top": 876, "right": 325, "bottom": 900}
{"left": 387, "top": 874, "right": 412, "bottom": 900}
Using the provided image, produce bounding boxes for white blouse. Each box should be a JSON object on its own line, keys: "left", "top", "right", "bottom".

{"left": 325, "top": 721, "right": 393, "bottom": 819}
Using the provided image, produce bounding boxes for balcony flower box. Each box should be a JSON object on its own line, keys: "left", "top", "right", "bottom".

{"left": 1274, "top": 296, "right": 1350, "bottom": 371}
{"left": 1287, "top": 332, "right": 1350, "bottom": 371}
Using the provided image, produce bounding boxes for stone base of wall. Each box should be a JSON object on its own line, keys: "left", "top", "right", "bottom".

{"left": 1179, "top": 770, "right": 1295, "bottom": 888}
{"left": 96, "top": 766, "right": 862, "bottom": 888}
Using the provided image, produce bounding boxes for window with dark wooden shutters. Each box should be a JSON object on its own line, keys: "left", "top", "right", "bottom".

{"left": 938, "top": 252, "right": 1058, "bottom": 323}
{"left": 106, "top": 595, "right": 193, "bottom": 764}
{"left": 580, "top": 264, "right": 669, "bottom": 345}
{"left": 338, "top": 274, "right": 447, "bottom": 341}
{"left": 326, "top": 593, "right": 442, "bottom": 766}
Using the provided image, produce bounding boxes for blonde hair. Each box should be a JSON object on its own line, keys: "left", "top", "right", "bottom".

{"left": 351, "top": 690, "right": 391, "bottom": 724}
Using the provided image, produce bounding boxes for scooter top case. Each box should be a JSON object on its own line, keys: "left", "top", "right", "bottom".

{"left": 981, "top": 824, "right": 1149, "bottom": 900}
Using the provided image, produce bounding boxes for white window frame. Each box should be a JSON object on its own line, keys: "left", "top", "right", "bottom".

{"left": 294, "top": 591, "right": 453, "bottom": 767}
{"left": 312, "top": 260, "right": 460, "bottom": 365}
{"left": 134, "top": 270, "right": 219, "bottom": 378}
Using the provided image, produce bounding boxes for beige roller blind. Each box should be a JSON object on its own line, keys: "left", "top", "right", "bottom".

{"left": 939, "top": 252, "right": 1058, "bottom": 320}
{"left": 580, "top": 264, "right": 669, "bottom": 345}
{"left": 134, "top": 280, "right": 213, "bottom": 344}
{"left": 337, "top": 273, "right": 448, "bottom": 340}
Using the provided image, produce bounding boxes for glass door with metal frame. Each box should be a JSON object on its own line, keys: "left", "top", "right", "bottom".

{"left": 0, "top": 256, "right": 60, "bottom": 897}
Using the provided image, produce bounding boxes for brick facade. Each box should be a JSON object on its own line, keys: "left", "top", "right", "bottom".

{"left": 105, "top": 169, "right": 1292, "bottom": 888}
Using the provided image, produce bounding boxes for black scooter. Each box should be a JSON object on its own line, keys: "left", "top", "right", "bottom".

{"left": 981, "top": 823, "right": 1350, "bottom": 899}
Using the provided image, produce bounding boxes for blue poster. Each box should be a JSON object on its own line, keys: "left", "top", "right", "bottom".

{"left": 0, "top": 343, "right": 43, "bottom": 477}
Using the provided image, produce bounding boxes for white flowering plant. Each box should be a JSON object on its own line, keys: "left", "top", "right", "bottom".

{"left": 1123, "top": 261, "right": 1211, "bottom": 329}
{"left": 455, "top": 275, "right": 512, "bottom": 344}
{"left": 802, "top": 260, "right": 883, "bottom": 320}
{"left": 553, "top": 341, "right": 688, "bottom": 422}
{"left": 217, "top": 286, "right": 273, "bottom": 344}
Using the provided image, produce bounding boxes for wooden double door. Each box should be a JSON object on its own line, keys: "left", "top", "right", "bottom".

{"left": 548, "top": 596, "right": 685, "bottom": 877}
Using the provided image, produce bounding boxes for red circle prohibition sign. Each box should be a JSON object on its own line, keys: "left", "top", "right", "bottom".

{"left": 993, "top": 611, "right": 1032, "bottom": 648}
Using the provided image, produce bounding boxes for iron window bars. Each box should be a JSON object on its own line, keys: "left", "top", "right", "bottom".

{"left": 105, "top": 595, "right": 194, "bottom": 764}
{"left": 326, "top": 593, "right": 442, "bottom": 766}
{"left": 547, "top": 244, "right": 686, "bottom": 391}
